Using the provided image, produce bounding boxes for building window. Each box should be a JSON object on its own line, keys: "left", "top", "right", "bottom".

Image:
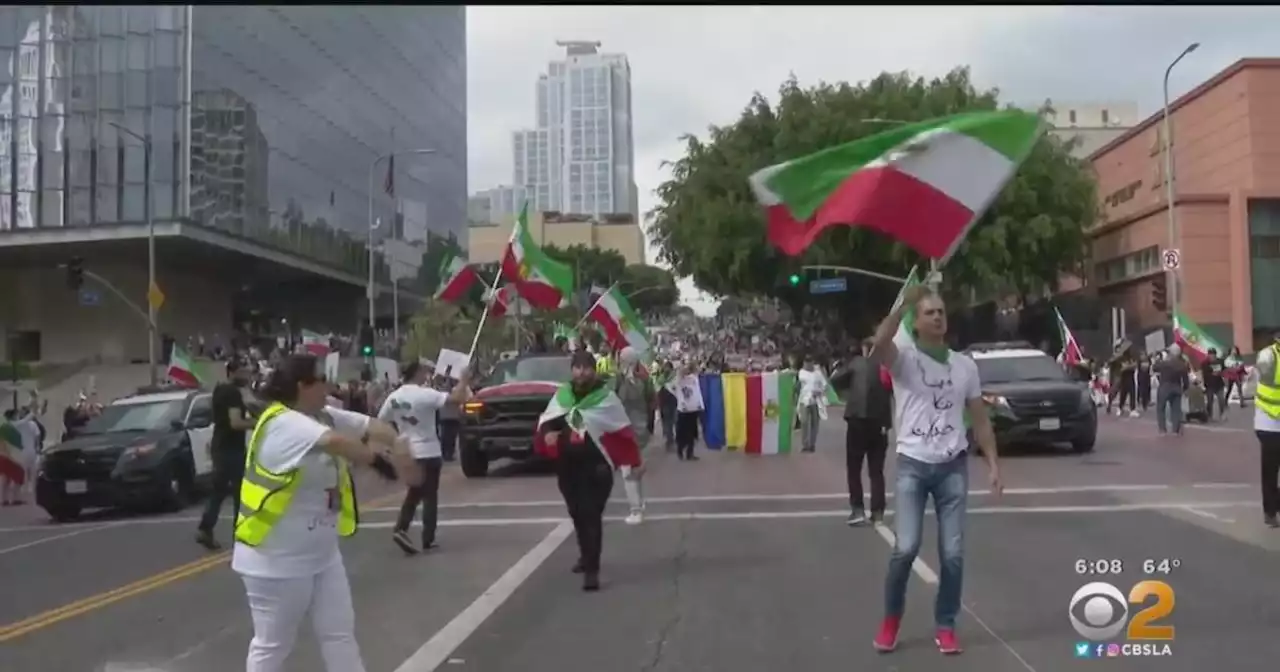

{"left": 1095, "top": 245, "right": 1160, "bottom": 284}
{"left": 1251, "top": 235, "right": 1280, "bottom": 259}
{"left": 1101, "top": 109, "right": 1109, "bottom": 125}
{"left": 1068, "top": 110, "right": 1077, "bottom": 125}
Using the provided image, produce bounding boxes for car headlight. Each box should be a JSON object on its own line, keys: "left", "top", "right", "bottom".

{"left": 981, "top": 394, "right": 1009, "bottom": 408}
{"left": 122, "top": 443, "right": 158, "bottom": 460}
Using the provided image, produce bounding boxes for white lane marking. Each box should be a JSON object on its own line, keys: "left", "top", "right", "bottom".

{"left": 0, "top": 521, "right": 125, "bottom": 555}
{"left": 355, "top": 500, "right": 1259, "bottom": 529}
{"left": 0, "top": 484, "right": 1254, "bottom": 533}
{"left": 363, "top": 483, "right": 1249, "bottom": 512}
{"left": 873, "top": 522, "right": 938, "bottom": 584}
{"left": 1182, "top": 506, "right": 1236, "bottom": 524}
{"left": 393, "top": 521, "right": 573, "bottom": 672}
{"left": 873, "top": 522, "right": 1037, "bottom": 671}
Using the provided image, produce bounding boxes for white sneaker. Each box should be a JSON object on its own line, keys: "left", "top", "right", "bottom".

{"left": 1128, "top": 410, "right": 1140, "bottom": 418}
{"left": 625, "top": 511, "right": 644, "bottom": 525}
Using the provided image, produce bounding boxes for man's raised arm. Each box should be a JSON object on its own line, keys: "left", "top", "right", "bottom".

{"left": 867, "top": 284, "right": 930, "bottom": 368}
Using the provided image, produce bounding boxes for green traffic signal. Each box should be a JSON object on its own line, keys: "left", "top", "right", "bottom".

{"left": 362, "top": 346, "right": 373, "bottom": 356}
{"left": 788, "top": 274, "right": 801, "bottom": 286}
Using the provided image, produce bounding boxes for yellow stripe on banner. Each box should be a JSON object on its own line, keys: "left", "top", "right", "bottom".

{"left": 722, "top": 373, "right": 748, "bottom": 450}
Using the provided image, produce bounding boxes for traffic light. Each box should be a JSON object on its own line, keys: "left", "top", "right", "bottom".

{"left": 788, "top": 273, "right": 801, "bottom": 286}
{"left": 1151, "top": 275, "right": 1168, "bottom": 313}
{"left": 358, "top": 325, "right": 375, "bottom": 357}
{"left": 66, "top": 257, "right": 84, "bottom": 290}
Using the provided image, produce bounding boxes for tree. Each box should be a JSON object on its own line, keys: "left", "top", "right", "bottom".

{"left": 403, "top": 297, "right": 512, "bottom": 366}
{"left": 543, "top": 243, "right": 627, "bottom": 288}
{"left": 618, "top": 264, "right": 679, "bottom": 313}
{"left": 648, "top": 68, "right": 1098, "bottom": 316}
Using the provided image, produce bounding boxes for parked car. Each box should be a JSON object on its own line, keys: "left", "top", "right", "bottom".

{"left": 36, "top": 386, "right": 215, "bottom": 521}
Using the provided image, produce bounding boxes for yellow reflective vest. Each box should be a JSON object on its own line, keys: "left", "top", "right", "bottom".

{"left": 234, "top": 402, "right": 357, "bottom": 546}
{"left": 1257, "top": 345, "right": 1280, "bottom": 421}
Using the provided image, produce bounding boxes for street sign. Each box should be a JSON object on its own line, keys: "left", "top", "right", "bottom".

{"left": 809, "top": 277, "right": 848, "bottom": 294}
{"left": 78, "top": 288, "right": 101, "bottom": 307}
{"left": 147, "top": 281, "right": 165, "bottom": 311}
{"left": 1162, "top": 249, "right": 1181, "bottom": 271}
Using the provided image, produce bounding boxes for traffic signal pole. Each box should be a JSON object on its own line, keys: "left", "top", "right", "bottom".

{"left": 800, "top": 265, "right": 912, "bottom": 285}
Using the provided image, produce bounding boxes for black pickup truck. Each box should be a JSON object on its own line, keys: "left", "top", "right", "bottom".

{"left": 458, "top": 353, "right": 572, "bottom": 477}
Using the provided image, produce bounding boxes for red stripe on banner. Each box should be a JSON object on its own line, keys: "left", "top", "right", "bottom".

{"left": 744, "top": 373, "right": 764, "bottom": 454}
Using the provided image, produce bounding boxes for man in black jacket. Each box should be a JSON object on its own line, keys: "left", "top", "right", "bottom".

{"left": 829, "top": 338, "right": 893, "bottom": 526}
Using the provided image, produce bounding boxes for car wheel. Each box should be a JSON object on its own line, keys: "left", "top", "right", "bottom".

{"left": 45, "top": 503, "right": 82, "bottom": 523}
{"left": 460, "top": 442, "right": 489, "bottom": 478}
{"left": 160, "top": 460, "right": 196, "bottom": 512}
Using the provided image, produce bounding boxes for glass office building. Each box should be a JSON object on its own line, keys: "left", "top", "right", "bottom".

{"left": 0, "top": 6, "right": 466, "bottom": 271}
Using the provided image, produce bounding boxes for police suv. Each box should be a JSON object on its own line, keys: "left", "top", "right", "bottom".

{"left": 966, "top": 342, "right": 1098, "bottom": 454}
{"left": 36, "top": 386, "right": 215, "bottom": 522}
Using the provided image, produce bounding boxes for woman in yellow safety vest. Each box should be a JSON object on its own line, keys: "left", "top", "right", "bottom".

{"left": 1255, "top": 332, "right": 1280, "bottom": 528}
{"left": 232, "top": 354, "right": 418, "bottom": 672}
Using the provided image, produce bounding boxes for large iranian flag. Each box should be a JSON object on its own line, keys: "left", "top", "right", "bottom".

{"left": 534, "top": 383, "right": 642, "bottom": 468}
{"left": 587, "top": 285, "right": 650, "bottom": 353}
{"left": 1173, "top": 309, "right": 1225, "bottom": 365}
{"left": 435, "top": 250, "right": 479, "bottom": 302}
{"left": 501, "top": 202, "right": 575, "bottom": 309}
{"left": 1054, "top": 307, "right": 1082, "bottom": 366}
{"left": 167, "top": 345, "right": 204, "bottom": 388}
{"left": 749, "top": 110, "right": 1043, "bottom": 260}
{"left": 744, "top": 371, "right": 796, "bottom": 455}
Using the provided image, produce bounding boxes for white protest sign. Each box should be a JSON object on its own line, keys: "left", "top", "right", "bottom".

{"left": 435, "top": 348, "right": 470, "bottom": 380}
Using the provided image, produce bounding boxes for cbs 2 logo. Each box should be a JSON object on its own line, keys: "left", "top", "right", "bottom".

{"left": 1069, "top": 581, "right": 1175, "bottom": 641}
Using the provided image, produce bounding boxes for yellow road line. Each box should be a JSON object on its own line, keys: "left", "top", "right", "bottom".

{"left": 0, "top": 486, "right": 405, "bottom": 642}
{"left": 0, "top": 551, "right": 230, "bottom": 642}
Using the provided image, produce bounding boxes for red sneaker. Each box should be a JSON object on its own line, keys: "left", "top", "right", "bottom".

{"left": 872, "top": 616, "right": 901, "bottom": 652}
{"left": 935, "top": 628, "right": 963, "bottom": 655}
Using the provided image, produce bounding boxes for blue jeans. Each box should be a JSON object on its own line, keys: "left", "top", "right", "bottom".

{"left": 1156, "top": 388, "right": 1183, "bottom": 433}
{"left": 884, "top": 452, "right": 968, "bottom": 628}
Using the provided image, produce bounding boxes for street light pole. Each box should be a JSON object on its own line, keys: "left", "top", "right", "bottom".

{"left": 1162, "top": 42, "right": 1200, "bottom": 318}
{"left": 110, "top": 122, "right": 157, "bottom": 385}
{"left": 365, "top": 148, "right": 436, "bottom": 343}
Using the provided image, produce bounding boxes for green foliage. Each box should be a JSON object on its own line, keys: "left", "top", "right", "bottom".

{"left": 619, "top": 264, "right": 680, "bottom": 313}
{"left": 543, "top": 243, "right": 627, "bottom": 288}
{"left": 648, "top": 67, "right": 1099, "bottom": 310}
{"left": 403, "top": 298, "right": 510, "bottom": 364}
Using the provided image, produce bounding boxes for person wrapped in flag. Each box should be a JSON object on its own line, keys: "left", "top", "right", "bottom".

{"left": 534, "top": 351, "right": 642, "bottom": 592}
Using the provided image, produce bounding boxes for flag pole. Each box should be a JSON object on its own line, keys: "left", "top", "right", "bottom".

{"left": 576, "top": 280, "right": 620, "bottom": 330}
{"left": 466, "top": 211, "right": 520, "bottom": 361}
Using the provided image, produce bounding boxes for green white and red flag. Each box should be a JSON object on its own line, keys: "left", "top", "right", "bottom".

{"left": 0, "top": 421, "right": 25, "bottom": 485}
{"left": 743, "top": 370, "right": 796, "bottom": 455}
{"left": 1054, "top": 307, "right": 1083, "bottom": 366}
{"left": 748, "top": 110, "right": 1043, "bottom": 260}
{"left": 300, "top": 329, "right": 329, "bottom": 356}
{"left": 1173, "top": 309, "right": 1225, "bottom": 365}
{"left": 435, "top": 250, "right": 479, "bottom": 303}
{"left": 535, "top": 383, "right": 642, "bottom": 468}
{"left": 167, "top": 345, "right": 204, "bottom": 388}
{"left": 586, "top": 285, "right": 650, "bottom": 354}
{"left": 500, "top": 202, "right": 575, "bottom": 309}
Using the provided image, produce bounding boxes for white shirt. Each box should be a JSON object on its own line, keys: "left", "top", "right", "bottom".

{"left": 1255, "top": 347, "right": 1280, "bottom": 432}
{"left": 797, "top": 369, "right": 829, "bottom": 407}
{"left": 675, "top": 374, "right": 704, "bottom": 413}
{"left": 889, "top": 345, "right": 981, "bottom": 464}
{"left": 377, "top": 383, "right": 448, "bottom": 459}
{"left": 231, "top": 407, "right": 370, "bottom": 579}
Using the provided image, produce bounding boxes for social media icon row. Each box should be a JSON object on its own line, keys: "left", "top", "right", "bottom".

{"left": 1074, "top": 642, "right": 1173, "bottom": 658}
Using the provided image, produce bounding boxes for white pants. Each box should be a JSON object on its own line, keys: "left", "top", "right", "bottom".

{"left": 241, "top": 559, "right": 366, "bottom": 672}
{"left": 619, "top": 466, "right": 644, "bottom": 513}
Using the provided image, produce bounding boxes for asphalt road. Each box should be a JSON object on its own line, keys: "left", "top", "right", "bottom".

{"left": 1, "top": 412, "right": 1278, "bottom": 672}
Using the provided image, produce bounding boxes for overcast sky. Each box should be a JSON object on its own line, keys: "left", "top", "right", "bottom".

{"left": 466, "top": 6, "right": 1274, "bottom": 316}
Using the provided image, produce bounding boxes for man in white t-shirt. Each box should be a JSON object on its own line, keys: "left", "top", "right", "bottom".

{"left": 866, "top": 284, "right": 1001, "bottom": 656}
{"left": 378, "top": 361, "right": 473, "bottom": 555}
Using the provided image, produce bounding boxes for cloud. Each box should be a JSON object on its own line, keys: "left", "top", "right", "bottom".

{"left": 467, "top": 6, "right": 1275, "bottom": 316}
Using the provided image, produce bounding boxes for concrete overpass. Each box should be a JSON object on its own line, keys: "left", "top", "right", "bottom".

{"left": 0, "top": 221, "right": 424, "bottom": 364}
